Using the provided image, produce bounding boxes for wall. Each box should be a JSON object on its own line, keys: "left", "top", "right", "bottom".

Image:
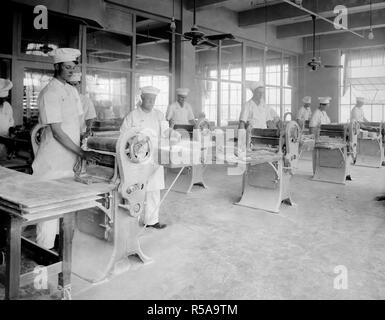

{"left": 298, "top": 49, "right": 340, "bottom": 122}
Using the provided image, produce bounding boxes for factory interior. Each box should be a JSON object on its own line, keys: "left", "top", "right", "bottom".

{"left": 0, "top": 0, "right": 385, "bottom": 301}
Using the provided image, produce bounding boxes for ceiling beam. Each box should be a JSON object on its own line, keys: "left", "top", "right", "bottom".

{"left": 185, "top": 0, "right": 232, "bottom": 11}
{"left": 277, "top": 8, "right": 385, "bottom": 39}
{"left": 239, "top": 0, "right": 385, "bottom": 27}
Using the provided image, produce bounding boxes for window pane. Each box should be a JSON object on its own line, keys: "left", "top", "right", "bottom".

{"left": 196, "top": 47, "right": 218, "bottom": 79}
{"left": 266, "top": 86, "right": 280, "bottom": 117}
{"left": 266, "top": 50, "right": 282, "bottom": 86}
{"left": 136, "top": 16, "right": 170, "bottom": 73}
{"left": 135, "top": 74, "right": 169, "bottom": 115}
{"left": 246, "top": 46, "right": 264, "bottom": 82}
{"left": 87, "top": 29, "right": 132, "bottom": 69}
{"left": 23, "top": 68, "right": 54, "bottom": 126}
{"left": 221, "top": 40, "right": 242, "bottom": 81}
{"left": 86, "top": 69, "right": 130, "bottom": 119}
{"left": 21, "top": 11, "right": 79, "bottom": 56}
{"left": 220, "top": 82, "right": 241, "bottom": 125}
{"left": 196, "top": 79, "right": 217, "bottom": 124}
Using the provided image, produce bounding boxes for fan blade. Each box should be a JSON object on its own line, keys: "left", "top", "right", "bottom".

{"left": 323, "top": 65, "right": 343, "bottom": 69}
{"left": 198, "top": 40, "right": 217, "bottom": 48}
{"left": 205, "top": 33, "right": 235, "bottom": 41}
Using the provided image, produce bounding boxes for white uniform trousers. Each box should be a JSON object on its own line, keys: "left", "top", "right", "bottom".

{"left": 143, "top": 190, "right": 161, "bottom": 225}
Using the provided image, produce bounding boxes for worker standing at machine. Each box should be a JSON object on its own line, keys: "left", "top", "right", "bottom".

{"left": 166, "top": 88, "right": 196, "bottom": 128}
{"left": 120, "top": 86, "right": 167, "bottom": 229}
{"left": 238, "top": 81, "right": 280, "bottom": 130}
{"left": 0, "top": 79, "right": 14, "bottom": 160}
{"left": 309, "top": 97, "right": 331, "bottom": 139}
{"left": 351, "top": 97, "right": 369, "bottom": 123}
{"left": 68, "top": 71, "right": 97, "bottom": 135}
{"left": 296, "top": 96, "right": 312, "bottom": 130}
{"left": 32, "top": 48, "right": 100, "bottom": 249}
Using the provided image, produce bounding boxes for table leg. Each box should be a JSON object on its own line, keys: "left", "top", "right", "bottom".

{"left": 5, "top": 216, "right": 22, "bottom": 300}
{"left": 58, "top": 213, "right": 75, "bottom": 300}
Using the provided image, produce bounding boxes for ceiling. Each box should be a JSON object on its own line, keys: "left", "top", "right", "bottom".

{"left": 188, "top": 0, "right": 385, "bottom": 39}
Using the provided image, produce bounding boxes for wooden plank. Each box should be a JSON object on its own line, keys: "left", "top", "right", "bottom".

{"left": 22, "top": 200, "right": 102, "bottom": 224}
{"left": 0, "top": 167, "right": 114, "bottom": 209}
{"left": 5, "top": 216, "right": 23, "bottom": 300}
{"left": 21, "top": 237, "right": 59, "bottom": 266}
{"left": 19, "top": 262, "right": 62, "bottom": 287}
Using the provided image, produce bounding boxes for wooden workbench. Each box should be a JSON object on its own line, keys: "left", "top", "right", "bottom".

{"left": 0, "top": 167, "right": 114, "bottom": 300}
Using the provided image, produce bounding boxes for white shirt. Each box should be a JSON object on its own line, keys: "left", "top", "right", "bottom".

{"left": 239, "top": 99, "right": 278, "bottom": 129}
{"left": 309, "top": 109, "right": 331, "bottom": 128}
{"left": 79, "top": 94, "right": 96, "bottom": 132}
{"left": 0, "top": 101, "right": 14, "bottom": 136}
{"left": 32, "top": 78, "right": 83, "bottom": 179}
{"left": 166, "top": 101, "right": 195, "bottom": 125}
{"left": 121, "top": 106, "right": 166, "bottom": 191}
{"left": 350, "top": 106, "right": 366, "bottom": 122}
{"left": 297, "top": 106, "right": 312, "bottom": 121}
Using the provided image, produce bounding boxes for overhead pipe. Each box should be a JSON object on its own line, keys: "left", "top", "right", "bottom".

{"left": 282, "top": 0, "right": 365, "bottom": 39}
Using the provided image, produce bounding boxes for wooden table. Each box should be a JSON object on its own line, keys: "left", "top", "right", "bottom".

{"left": 0, "top": 167, "right": 113, "bottom": 300}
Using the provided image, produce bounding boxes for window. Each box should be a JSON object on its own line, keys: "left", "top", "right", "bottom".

{"left": 340, "top": 47, "right": 385, "bottom": 122}
{"left": 86, "top": 69, "right": 129, "bottom": 119}
{"left": 87, "top": 28, "right": 132, "bottom": 69}
{"left": 23, "top": 68, "right": 54, "bottom": 126}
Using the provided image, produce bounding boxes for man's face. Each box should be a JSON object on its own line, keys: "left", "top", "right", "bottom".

{"left": 357, "top": 101, "right": 364, "bottom": 108}
{"left": 253, "top": 87, "right": 265, "bottom": 101}
{"left": 320, "top": 103, "right": 329, "bottom": 110}
{"left": 304, "top": 103, "right": 311, "bottom": 109}
{"left": 56, "top": 61, "right": 78, "bottom": 82}
{"left": 141, "top": 93, "right": 157, "bottom": 111}
{"left": 177, "top": 95, "right": 187, "bottom": 106}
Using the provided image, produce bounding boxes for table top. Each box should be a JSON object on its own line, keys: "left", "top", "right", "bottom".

{"left": 0, "top": 167, "right": 114, "bottom": 211}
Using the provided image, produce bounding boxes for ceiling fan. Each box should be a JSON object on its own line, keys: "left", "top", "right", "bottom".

{"left": 307, "top": 15, "right": 343, "bottom": 71}
{"left": 171, "top": 0, "right": 235, "bottom": 47}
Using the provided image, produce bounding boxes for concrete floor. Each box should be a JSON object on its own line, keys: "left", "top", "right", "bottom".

{"left": 1, "top": 158, "right": 385, "bottom": 299}
{"left": 72, "top": 158, "right": 385, "bottom": 300}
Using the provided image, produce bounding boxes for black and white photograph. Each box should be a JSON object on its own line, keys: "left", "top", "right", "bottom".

{"left": 0, "top": 0, "right": 385, "bottom": 304}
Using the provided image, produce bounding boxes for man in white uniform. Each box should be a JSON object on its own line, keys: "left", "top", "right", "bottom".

{"left": 296, "top": 96, "right": 312, "bottom": 130}
{"left": 68, "top": 72, "right": 97, "bottom": 134}
{"left": 239, "top": 81, "right": 279, "bottom": 129}
{"left": 166, "top": 88, "right": 196, "bottom": 127}
{"left": 0, "top": 79, "right": 14, "bottom": 160}
{"left": 32, "top": 48, "right": 100, "bottom": 249}
{"left": 350, "top": 97, "right": 368, "bottom": 123}
{"left": 309, "top": 97, "right": 331, "bottom": 138}
{"left": 120, "top": 86, "right": 167, "bottom": 229}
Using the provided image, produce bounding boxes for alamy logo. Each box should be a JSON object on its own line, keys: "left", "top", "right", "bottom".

{"left": 334, "top": 5, "right": 348, "bottom": 30}
{"left": 33, "top": 5, "right": 48, "bottom": 30}
{"left": 333, "top": 265, "right": 348, "bottom": 290}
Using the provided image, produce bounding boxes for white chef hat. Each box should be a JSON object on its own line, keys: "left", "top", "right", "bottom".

{"left": 0, "top": 79, "right": 13, "bottom": 98}
{"left": 302, "top": 96, "right": 312, "bottom": 104}
{"left": 141, "top": 86, "right": 160, "bottom": 96}
{"left": 176, "top": 88, "right": 190, "bottom": 96}
{"left": 246, "top": 80, "right": 265, "bottom": 91}
{"left": 49, "top": 48, "right": 81, "bottom": 64}
{"left": 356, "top": 97, "right": 365, "bottom": 103}
{"left": 69, "top": 72, "right": 82, "bottom": 83}
{"left": 318, "top": 96, "right": 331, "bottom": 104}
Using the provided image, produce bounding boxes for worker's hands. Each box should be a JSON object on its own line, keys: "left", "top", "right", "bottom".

{"left": 81, "top": 150, "right": 102, "bottom": 162}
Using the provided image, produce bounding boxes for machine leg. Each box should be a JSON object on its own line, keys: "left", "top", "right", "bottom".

{"left": 58, "top": 213, "right": 75, "bottom": 300}
{"left": 4, "top": 216, "right": 22, "bottom": 300}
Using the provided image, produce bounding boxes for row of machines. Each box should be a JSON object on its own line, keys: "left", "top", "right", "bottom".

{"left": 217, "top": 121, "right": 301, "bottom": 213}
{"left": 355, "top": 122, "right": 385, "bottom": 168}
{"left": 312, "top": 122, "right": 359, "bottom": 185}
